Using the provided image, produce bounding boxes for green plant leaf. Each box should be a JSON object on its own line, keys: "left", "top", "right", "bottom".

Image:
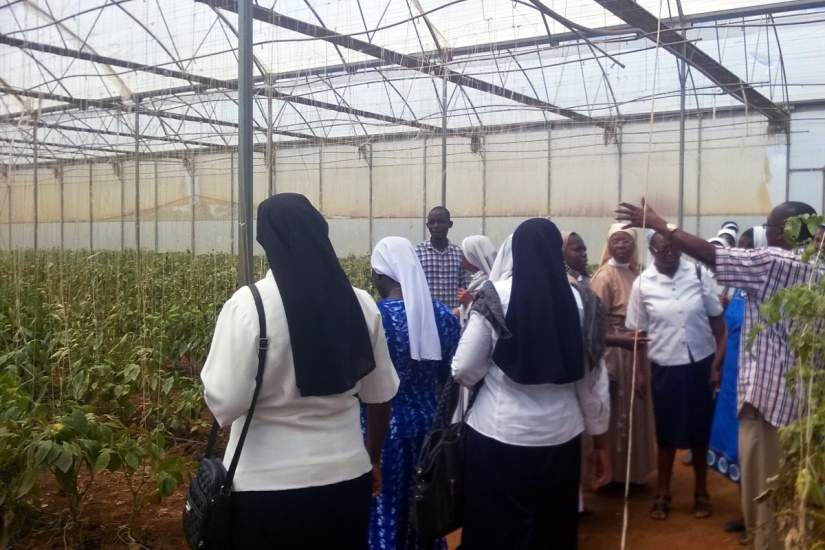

{"left": 93, "top": 450, "right": 111, "bottom": 473}
{"left": 54, "top": 447, "right": 74, "bottom": 473}
{"left": 124, "top": 452, "right": 140, "bottom": 471}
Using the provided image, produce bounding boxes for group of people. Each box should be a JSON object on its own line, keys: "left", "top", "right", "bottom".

{"left": 199, "top": 192, "right": 823, "bottom": 550}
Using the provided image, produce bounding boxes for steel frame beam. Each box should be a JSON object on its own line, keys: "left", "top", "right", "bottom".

{"left": 0, "top": 34, "right": 442, "bottom": 135}
{"left": 198, "top": 0, "right": 598, "bottom": 126}
{"left": 593, "top": 0, "right": 790, "bottom": 128}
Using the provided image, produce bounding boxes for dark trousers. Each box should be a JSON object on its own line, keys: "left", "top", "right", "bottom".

{"left": 229, "top": 472, "right": 371, "bottom": 549}
{"left": 461, "top": 427, "right": 581, "bottom": 550}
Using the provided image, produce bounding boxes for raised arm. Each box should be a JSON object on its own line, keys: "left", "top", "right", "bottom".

{"left": 616, "top": 199, "right": 717, "bottom": 267}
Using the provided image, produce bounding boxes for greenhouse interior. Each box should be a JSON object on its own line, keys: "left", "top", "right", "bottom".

{"left": 1, "top": 0, "right": 824, "bottom": 548}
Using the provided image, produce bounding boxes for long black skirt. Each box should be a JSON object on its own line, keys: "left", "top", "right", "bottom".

{"left": 461, "top": 427, "right": 581, "bottom": 550}
{"left": 650, "top": 354, "right": 715, "bottom": 449}
{"left": 229, "top": 472, "right": 371, "bottom": 550}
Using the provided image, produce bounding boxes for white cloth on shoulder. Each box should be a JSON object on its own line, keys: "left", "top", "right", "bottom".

{"left": 489, "top": 235, "right": 513, "bottom": 282}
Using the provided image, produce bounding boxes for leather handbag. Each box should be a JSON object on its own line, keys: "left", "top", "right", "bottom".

{"left": 411, "top": 377, "right": 481, "bottom": 541}
{"left": 182, "top": 283, "right": 269, "bottom": 550}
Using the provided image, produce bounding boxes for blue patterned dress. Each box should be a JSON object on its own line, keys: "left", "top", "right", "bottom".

{"left": 364, "top": 299, "right": 460, "bottom": 550}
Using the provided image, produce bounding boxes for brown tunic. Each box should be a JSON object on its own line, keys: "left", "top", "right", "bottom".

{"left": 590, "top": 263, "right": 657, "bottom": 485}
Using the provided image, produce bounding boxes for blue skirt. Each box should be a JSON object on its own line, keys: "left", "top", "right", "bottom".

{"left": 650, "top": 355, "right": 716, "bottom": 449}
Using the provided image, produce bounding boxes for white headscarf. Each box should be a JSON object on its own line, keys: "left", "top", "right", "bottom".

{"left": 752, "top": 225, "right": 768, "bottom": 248}
{"left": 461, "top": 235, "right": 497, "bottom": 289}
{"left": 371, "top": 237, "right": 442, "bottom": 361}
{"left": 459, "top": 235, "right": 497, "bottom": 327}
{"left": 489, "top": 235, "right": 513, "bottom": 282}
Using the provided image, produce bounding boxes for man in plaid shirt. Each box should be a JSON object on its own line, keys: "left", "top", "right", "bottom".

{"left": 415, "top": 206, "right": 466, "bottom": 310}
{"left": 618, "top": 199, "right": 822, "bottom": 550}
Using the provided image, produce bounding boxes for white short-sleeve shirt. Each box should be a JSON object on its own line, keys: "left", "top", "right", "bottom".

{"left": 626, "top": 258, "right": 723, "bottom": 366}
{"left": 201, "top": 271, "right": 399, "bottom": 492}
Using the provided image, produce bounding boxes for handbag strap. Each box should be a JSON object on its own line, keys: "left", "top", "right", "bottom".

{"left": 202, "top": 283, "right": 270, "bottom": 494}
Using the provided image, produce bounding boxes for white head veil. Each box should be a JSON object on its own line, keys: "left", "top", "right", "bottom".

{"left": 752, "top": 225, "right": 768, "bottom": 248}
{"left": 461, "top": 235, "right": 497, "bottom": 285}
{"left": 371, "top": 237, "right": 442, "bottom": 361}
{"left": 489, "top": 235, "right": 513, "bottom": 282}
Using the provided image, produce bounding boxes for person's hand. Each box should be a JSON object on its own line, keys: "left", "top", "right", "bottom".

{"left": 457, "top": 288, "right": 472, "bottom": 306}
{"left": 588, "top": 448, "right": 611, "bottom": 491}
{"left": 615, "top": 198, "right": 668, "bottom": 233}
{"left": 614, "top": 332, "right": 650, "bottom": 351}
{"left": 371, "top": 463, "right": 382, "bottom": 497}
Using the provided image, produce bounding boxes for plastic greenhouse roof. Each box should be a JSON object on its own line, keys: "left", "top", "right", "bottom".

{"left": 2, "top": 0, "right": 825, "bottom": 165}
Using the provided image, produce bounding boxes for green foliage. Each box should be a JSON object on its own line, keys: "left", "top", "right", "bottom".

{"left": 754, "top": 215, "right": 825, "bottom": 548}
{"left": 0, "top": 250, "right": 372, "bottom": 544}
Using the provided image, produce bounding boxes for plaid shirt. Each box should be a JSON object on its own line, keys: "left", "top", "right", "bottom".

{"left": 715, "top": 247, "right": 823, "bottom": 427}
{"left": 415, "top": 240, "right": 466, "bottom": 309}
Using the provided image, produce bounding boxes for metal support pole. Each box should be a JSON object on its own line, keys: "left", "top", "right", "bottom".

{"left": 230, "top": 152, "right": 235, "bottom": 256}
{"left": 696, "top": 115, "right": 703, "bottom": 234}
{"left": 119, "top": 162, "right": 125, "bottom": 252}
{"left": 57, "top": 165, "right": 64, "bottom": 251}
{"left": 189, "top": 158, "right": 196, "bottom": 255}
{"left": 785, "top": 123, "right": 792, "bottom": 201}
{"left": 481, "top": 144, "right": 487, "bottom": 235}
{"left": 153, "top": 160, "right": 159, "bottom": 252}
{"left": 368, "top": 144, "right": 374, "bottom": 254}
{"left": 318, "top": 145, "right": 324, "bottom": 213}
{"left": 88, "top": 162, "right": 93, "bottom": 251}
{"left": 441, "top": 73, "right": 448, "bottom": 207}
{"left": 617, "top": 127, "right": 623, "bottom": 205}
{"left": 134, "top": 107, "right": 141, "bottom": 254}
{"left": 237, "top": 0, "right": 254, "bottom": 286}
{"left": 677, "top": 59, "right": 687, "bottom": 229}
{"left": 6, "top": 168, "right": 12, "bottom": 250}
{"left": 33, "top": 118, "right": 38, "bottom": 251}
{"left": 422, "top": 137, "right": 428, "bottom": 241}
{"left": 546, "top": 127, "right": 552, "bottom": 216}
{"left": 266, "top": 88, "right": 273, "bottom": 196}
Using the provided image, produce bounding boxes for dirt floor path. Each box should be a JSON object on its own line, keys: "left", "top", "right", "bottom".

{"left": 23, "top": 452, "right": 742, "bottom": 548}
{"left": 447, "top": 451, "right": 742, "bottom": 549}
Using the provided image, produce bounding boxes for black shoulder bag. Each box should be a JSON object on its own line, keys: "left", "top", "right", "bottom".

{"left": 411, "top": 378, "right": 481, "bottom": 541}
{"left": 182, "top": 283, "right": 269, "bottom": 550}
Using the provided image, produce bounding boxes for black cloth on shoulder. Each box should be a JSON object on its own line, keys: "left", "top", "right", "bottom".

{"left": 492, "top": 218, "right": 584, "bottom": 385}
{"left": 256, "top": 193, "right": 375, "bottom": 396}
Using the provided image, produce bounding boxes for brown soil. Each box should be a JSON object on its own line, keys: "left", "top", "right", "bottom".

{"left": 18, "top": 451, "right": 740, "bottom": 549}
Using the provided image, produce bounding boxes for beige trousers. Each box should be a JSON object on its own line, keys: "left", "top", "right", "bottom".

{"left": 738, "top": 404, "right": 782, "bottom": 550}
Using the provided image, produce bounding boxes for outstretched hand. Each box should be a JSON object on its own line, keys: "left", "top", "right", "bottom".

{"left": 615, "top": 198, "right": 667, "bottom": 233}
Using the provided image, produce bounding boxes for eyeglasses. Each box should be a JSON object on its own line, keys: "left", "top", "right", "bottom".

{"left": 649, "top": 245, "right": 676, "bottom": 255}
{"left": 762, "top": 222, "right": 781, "bottom": 230}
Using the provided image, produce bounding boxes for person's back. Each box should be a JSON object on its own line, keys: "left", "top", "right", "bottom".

{"left": 376, "top": 299, "right": 457, "bottom": 437}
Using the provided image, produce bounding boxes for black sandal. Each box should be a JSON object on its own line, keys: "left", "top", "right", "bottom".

{"left": 694, "top": 494, "right": 712, "bottom": 519}
{"left": 650, "top": 495, "right": 671, "bottom": 520}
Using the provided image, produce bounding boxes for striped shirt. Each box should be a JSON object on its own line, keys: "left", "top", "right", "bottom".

{"left": 415, "top": 240, "right": 466, "bottom": 309}
{"left": 715, "top": 247, "right": 823, "bottom": 427}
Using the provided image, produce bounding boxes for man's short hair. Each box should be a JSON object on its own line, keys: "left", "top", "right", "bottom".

{"left": 428, "top": 206, "right": 451, "bottom": 220}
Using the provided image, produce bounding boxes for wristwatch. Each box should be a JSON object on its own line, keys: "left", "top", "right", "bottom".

{"left": 666, "top": 223, "right": 678, "bottom": 234}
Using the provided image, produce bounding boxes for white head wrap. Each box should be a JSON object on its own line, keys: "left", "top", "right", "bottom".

{"left": 752, "top": 225, "right": 768, "bottom": 248}
{"left": 489, "top": 235, "right": 513, "bottom": 282}
{"left": 371, "top": 237, "right": 442, "bottom": 361}
{"left": 461, "top": 236, "right": 496, "bottom": 281}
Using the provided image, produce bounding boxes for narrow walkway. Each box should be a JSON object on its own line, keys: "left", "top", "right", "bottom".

{"left": 447, "top": 451, "right": 742, "bottom": 549}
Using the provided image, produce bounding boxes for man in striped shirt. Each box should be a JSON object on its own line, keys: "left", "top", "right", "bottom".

{"left": 617, "top": 200, "right": 821, "bottom": 550}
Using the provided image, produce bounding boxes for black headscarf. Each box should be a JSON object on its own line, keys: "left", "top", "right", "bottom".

{"left": 492, "top": 218, "right": 584, "bottom": 385}
{"left": 256, "top": 193, "right": 375, "bottom": 396}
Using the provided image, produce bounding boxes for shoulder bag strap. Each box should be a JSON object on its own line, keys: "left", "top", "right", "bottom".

{"left": 220, "top": 283, "right": 270, "bottom": 491}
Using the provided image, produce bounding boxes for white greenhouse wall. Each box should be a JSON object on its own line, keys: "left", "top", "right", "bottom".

{"left": 2, "top": 105, "right": 824, "bottom": 257}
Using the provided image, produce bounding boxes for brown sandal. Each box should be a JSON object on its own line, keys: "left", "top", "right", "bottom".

{"left": 650, "top": 495, "right": 671, "bottom": 520}
{"left": 694, "top": 494, "right": 712, "bottom": 519}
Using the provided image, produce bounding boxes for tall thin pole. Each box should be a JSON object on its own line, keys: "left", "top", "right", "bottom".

{"left": 230, "top": 152, "right": 235, "bottom": 256}
{"left": 696, "top": 115, "right": 703, "bottom": 234}
{"left": 266, "top": 87, "right": 274, "bottom": 196}
{"left": 57, "top": 165, "right": 64, "bottom": 252}
{"left": 88, "top": 162, "right": 93, "bottom": 251}
{"left": 189, "top": 158, "right": 196, "bottom": 255}
{"left": 481, "top": 145, "right": 487, "bottom": 235}
{"left": 677, "top": 57, "right": 687, "bottom": 229}
{"left": 33, "top": 117, "right": 38, "bottom": 251}
{"left": 153, "top": 160, "right": 159, "bottom": 252}
{"left": 441, "top": 72, "right": 447, "bottom": 207}
{"left": 7, "top": 166, "right": 12, "bottom": 250}
{"left": 134, "top": 107, "right": 141, "bottom": 255}
{"left": 318, "top": 145, "right": 324, "bottom": 212}
{"left": 422, "top": 137, "right": 428, "bottom": 241}
{"left": 546, "top": 126, "right": 552, "bottom": 216}
{"left": 368, "top": 144, "right": 374, "bottom": 254}
{"left": 237, "top": 0, "right": 254, "bottom": 286}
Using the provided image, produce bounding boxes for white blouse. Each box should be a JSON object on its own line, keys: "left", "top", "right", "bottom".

{"left": 625, "top": 258, "right": 723, "bottom": 366}
{"left": 201, "top": 271, "right": 399, "bottom": 492}
{"left": 451, "top": 279, "right": 610, "bottom": 447}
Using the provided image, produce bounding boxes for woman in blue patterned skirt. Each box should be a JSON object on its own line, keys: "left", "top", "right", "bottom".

{"left": 366, "top": 236, "right": 461, "bottom": 550}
